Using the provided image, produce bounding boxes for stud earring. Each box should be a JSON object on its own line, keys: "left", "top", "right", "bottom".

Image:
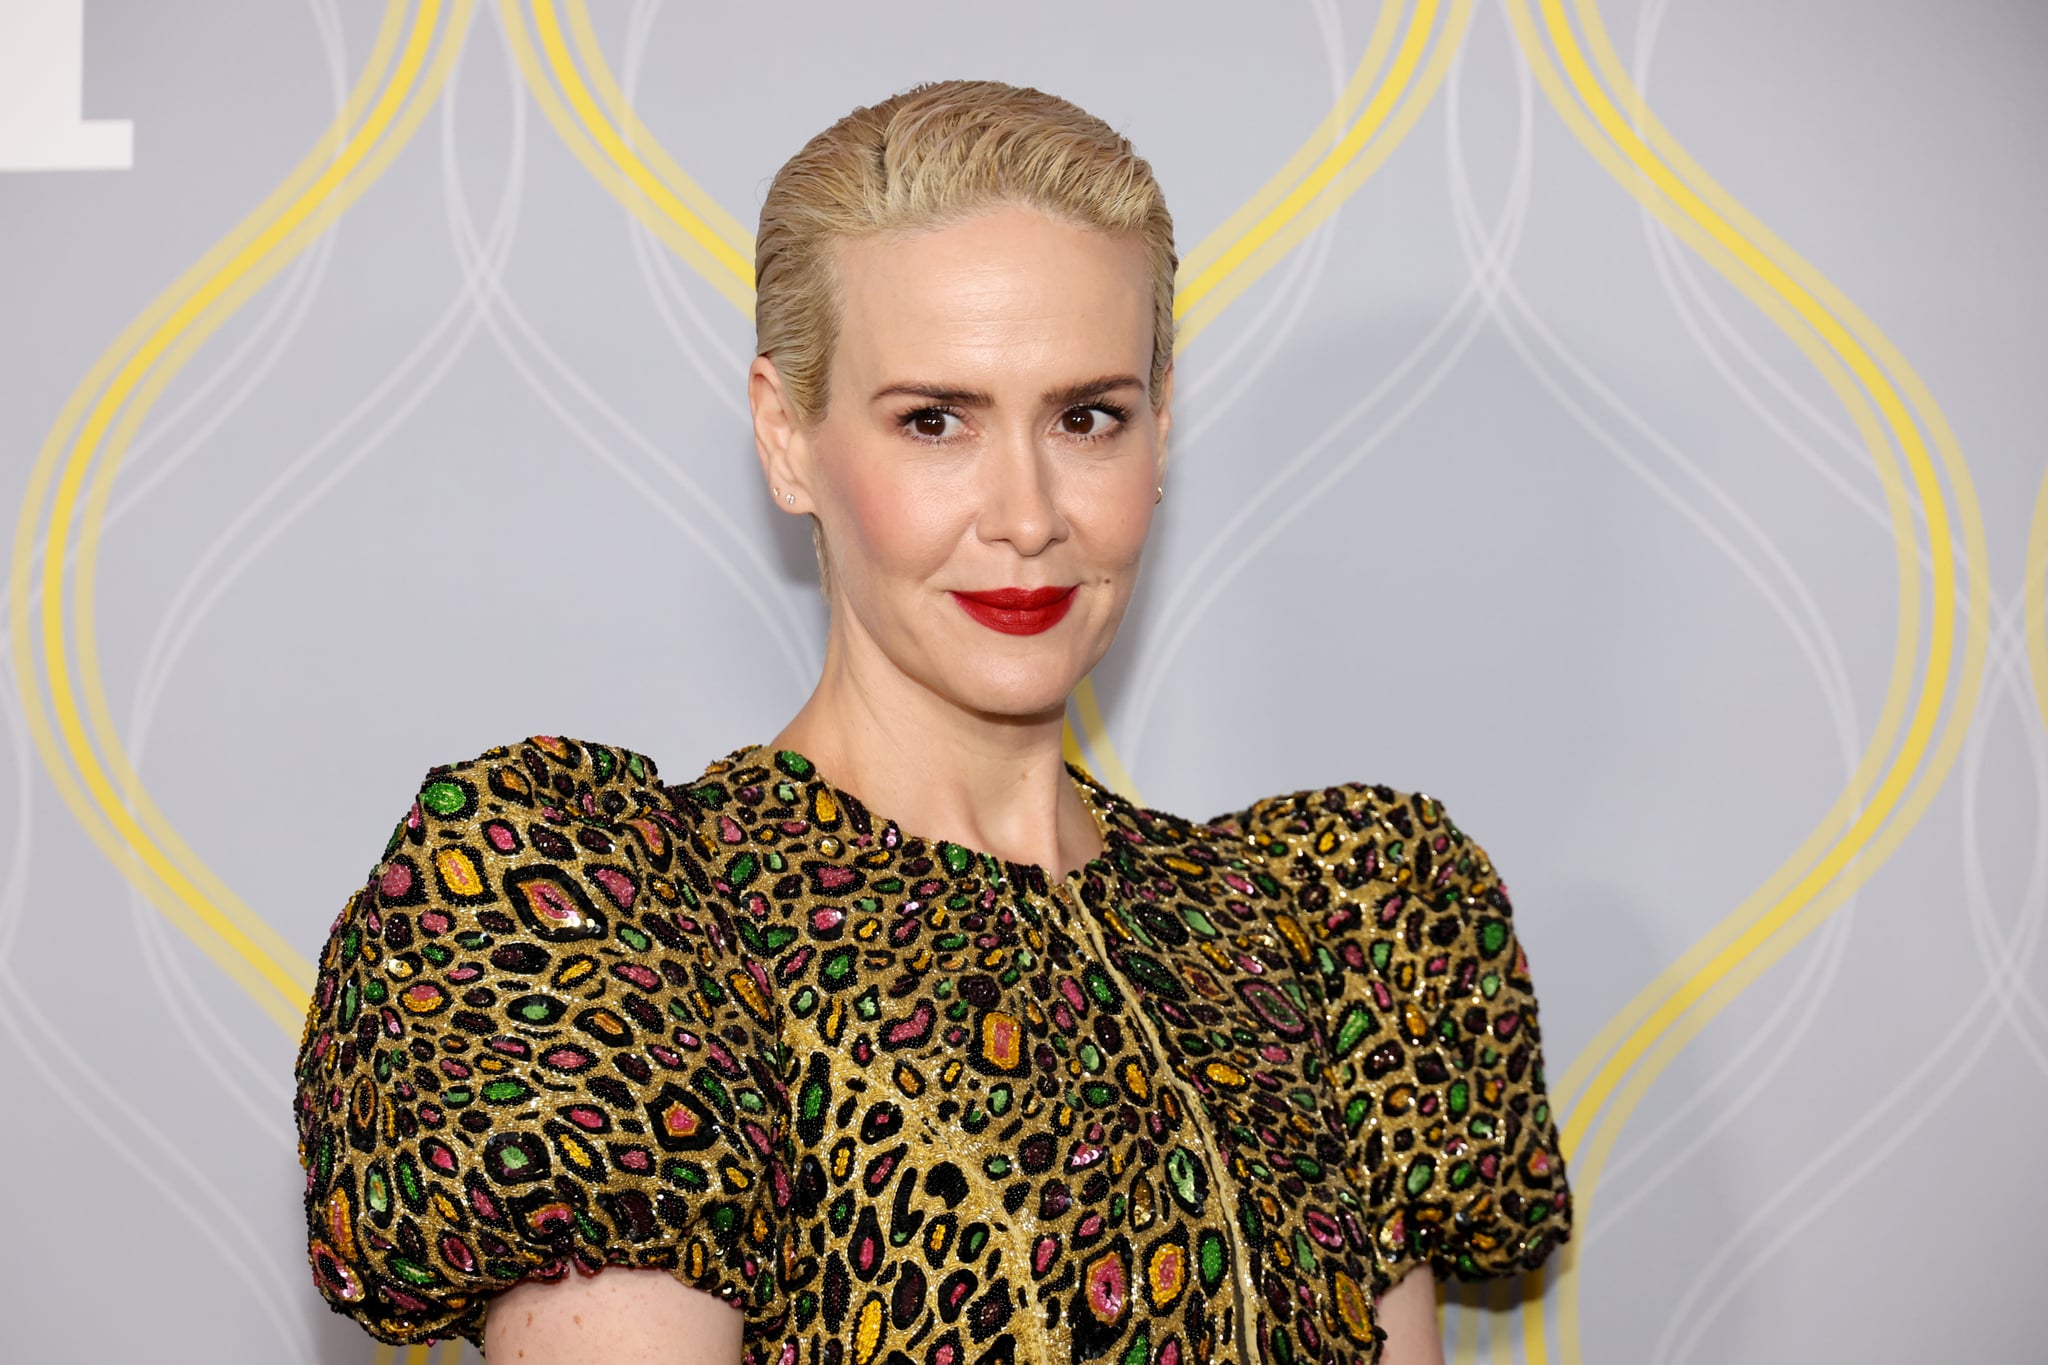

{"left": 785, "top": 492, "right": 796, "bottom": 506}
{"left": 1154, "top": 483, "right": 1164, "bottom": 504}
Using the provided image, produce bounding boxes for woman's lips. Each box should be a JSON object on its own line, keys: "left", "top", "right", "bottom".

{"left": 950, "top": 586, "right": 1077, "bottom": 636}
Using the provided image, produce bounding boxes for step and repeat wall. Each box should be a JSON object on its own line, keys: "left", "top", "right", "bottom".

{"left": 3, "top": 1, "right": 2042, "bottom": 1362}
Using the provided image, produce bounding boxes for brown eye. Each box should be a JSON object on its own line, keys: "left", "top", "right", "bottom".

{"left": 1062, "top": 407, "right": 1098, "bottom": 435}
{"left": 912, "top": 410, "right": 951, "bottom": 438}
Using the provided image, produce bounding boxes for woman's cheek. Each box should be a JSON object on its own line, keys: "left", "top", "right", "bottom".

{"left": 840, "top": 460, "right": 964, "bottom": 579}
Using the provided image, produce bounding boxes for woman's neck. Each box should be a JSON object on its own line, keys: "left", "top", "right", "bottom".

{"left": 769, "top": 634, "right": 1105, "bottom": 877}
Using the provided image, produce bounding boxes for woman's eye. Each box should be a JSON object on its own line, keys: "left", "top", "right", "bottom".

{"left": 1061, "top": 405, "right": 1121, "bottom": 437}
{"left": 907, "top": 409, "right": 960, "bottom": 439}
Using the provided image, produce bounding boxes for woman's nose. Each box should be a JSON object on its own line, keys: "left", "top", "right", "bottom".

{"left": 976, "top": 431, "right": 1067, "bottom": 556}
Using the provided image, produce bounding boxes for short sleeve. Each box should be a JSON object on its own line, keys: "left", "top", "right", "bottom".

{"left": 292, "top": 736, "right": 786, "bottom": 1349}
{"left": 1217, "top": 784, "right": 1571, "bottom": 1289}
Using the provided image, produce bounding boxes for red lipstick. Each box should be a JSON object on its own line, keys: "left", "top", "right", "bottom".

{"left": 950, "top": 586, "right": 1077, "bottom": 635}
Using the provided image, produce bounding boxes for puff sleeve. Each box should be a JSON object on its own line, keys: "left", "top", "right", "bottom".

{"left": 1217, "top": 784, "right": 1571, "bottom": 1290}
{"left": 292, "top": 736, "right": 788, "bottom": 1349}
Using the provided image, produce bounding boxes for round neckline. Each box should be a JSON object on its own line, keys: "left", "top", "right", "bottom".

{"left": 728, "top": 741, "right": 1123, "bottom": 884}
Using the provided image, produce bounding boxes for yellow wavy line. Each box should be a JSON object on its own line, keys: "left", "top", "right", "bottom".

{"left": 2031, "top": 468, "right": 2048, "bottom": 737}
{"left": 11, "top": 0, "right": 477, "bottom": 1038}
{"left": 1176, "top": 0, "right": 1473, "bottom": 352}
{"left": 559, "top": 0, "right": 752, "bottom": 255}
{"left": 1502, "top": 1, "right": 1989, "bottom": 1359}
{"left": 1174, "top": 0, "right": 1439, "bottom": 322}
{"left": 516, "top": 0, "right": 754, "bottom": 300}
{"left": 1174, "top": 0, "right": 1406, "bottom": 287}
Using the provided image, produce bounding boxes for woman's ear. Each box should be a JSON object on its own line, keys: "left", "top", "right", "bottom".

{"left": 750, "top": 355, "right": 812, "bottom": 513}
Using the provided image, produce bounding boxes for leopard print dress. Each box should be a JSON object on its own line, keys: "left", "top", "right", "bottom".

{"left": 295, "top": 736, "right": 1570, "bottom": 1363}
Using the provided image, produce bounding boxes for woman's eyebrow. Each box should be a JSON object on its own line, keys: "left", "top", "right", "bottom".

{"left": 870, "top": 375, "right": 1145, "bottom": 408}
{"left": 872, "top": 381, "right": 992, "bottom": 405}
{"left": 1041, "top": 374, "right": 1143, "bottom": 407}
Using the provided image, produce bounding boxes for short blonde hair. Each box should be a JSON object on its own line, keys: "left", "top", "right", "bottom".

{"left": 755, "top": 80, "right": 1177, "bottom": 425}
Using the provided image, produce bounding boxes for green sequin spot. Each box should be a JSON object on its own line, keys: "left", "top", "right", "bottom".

{"left": 820, "top": 946, "right": 857, "bottom": 991}
{"left": 420, "top": 781, "right": 469, "bottom": 817}
{"left": 388, "top": 1256, "right": 443, "bottom": 1287}
{"left": 592, "top": 747, "right": 616, "bottom": 780}
{"left": 855, "top": 988, "right": 880, "bottom": 1020}
{"left": 626, "top": 751, "right": 646, "bottom": 779}
{"left": 1183, "top": 909, "right": 1218, "bottom": 939}
{"left": 1478, "top": 918, "right": 1510, "bottom": 957}
{"left": 481, "top": 1079, "right": 533, "bottom": 1105}
{"left": 395, "top": 1153, "right": 424, "bottom": 1209}
{"left": 1332, "top": 1003, "right": 1375, "bottom": 1057}
{"left": 1120, "top": 1330, "right": 1151, "bottom": 1365}
{"left": 1448, "top": 1079, "right": 1470, "bottom": 1115}
{"left": 1197, "top": 1230, "right": 1226, "bottom": 1289}
{"left": 725, "top": 852, "right": 759, "bottom": 888}
{"left": 984, "top": 1155, "right": 1012, "bottom": 1178}
{"left": 1527, "top": 1200, "right": 1553, "bottom": 1224}
{"left": 1369, "top": 940, "right": 1392, "bottom": 972}
{"left": 1450, "top": 1161, "right": 1476, "bottom": 1190}
{"left": 618, "top": 924, "right": 650, "bottom": 952}
{"left": 1292, "top": 1230, "right": 1318, "bottom": 1276}
{"left": 1079, "top": 1043, "right": 1103, "bottom": 1073}
{"left": 365, "top": 1165, "right": 390, "bottom": 1214}
{"left": 1081, "top": 1082, "right": 1114, "bottom": 1107}
{"left": 443, "top": 1087, "right": 473, "bottom": 1107}
{"left": 1481, "top": 971, "right": 1502, "bottom": 999}
{"left": 1405, "top": 1156, "right": 1437, "bottom": 1197}
{"left": 338, "top": 981, "right": 359, "bottom": 1029}
{"left": 1082, "top": 964, "right": 1118, "bottom": 1007}
{"left": 1472, "top": 1115, "right": 1497, "bottom": 1139}
{"left": 1166, "top": 1147, "right": 1201, "bottom": 1210}
{"left": 940, "top": 842, "right": 973, "bottom": 875}
{"left": 766, "top": 851, "right": 786, "bottom": 873}
{"left": 792, "top": 987, "right": 818, "bottom": 1017}
{"left": 775, "top": 750, "right": 813, "bottom": 778}
{"left": 988, "top": 1085, "right": 1012, "bottom": 1116}
{"left": 961, "top": 1223, "right": 990, "bottom": 1260}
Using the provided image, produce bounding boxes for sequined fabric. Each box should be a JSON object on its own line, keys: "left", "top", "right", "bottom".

{"left": 294, "top": 736, "right": 1570, "bottom": 1361}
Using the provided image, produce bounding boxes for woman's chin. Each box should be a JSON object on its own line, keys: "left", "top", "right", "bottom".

{"left": 933, "top": 661, "right": 1092, "bottom": 727}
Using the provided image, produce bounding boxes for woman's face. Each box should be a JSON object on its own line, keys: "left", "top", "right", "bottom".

{"left": 755, "top": 205, "right": 1170, "bottom": 724}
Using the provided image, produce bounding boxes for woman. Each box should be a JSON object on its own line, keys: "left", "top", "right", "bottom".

{"left": 294, "top": 81, "right": 1570, "bottom": 1365}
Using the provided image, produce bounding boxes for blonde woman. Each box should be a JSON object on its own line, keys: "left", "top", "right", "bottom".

{"left": 295, "top": 80, "right": 1570, "bottom": 1365}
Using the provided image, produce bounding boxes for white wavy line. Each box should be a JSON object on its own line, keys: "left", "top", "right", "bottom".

{"left": 1167, "top": 0, "right": 1353, "bottom": 455}
{"left": 1622, "top": 0, "right": 1941, "bottom": 560}
{"left": 437, "top": 4, "right": 820, "bottom": 691}
{"left": 1653, "top": 602, "right": 2048, "bottom": 1361}
{"left": 1960, "top": 601, "right": 2048, "bottom": 1054}
{"left": 617, "top": 0, "right": 753, "bottom": 427}
{"left": 1122, "top": 16, "right": 1537, "bottom": 775}
{"left": 1557, "top": 0, "right": 1874, "bottom": 1224}
{"left": 0, "top": 973, "right": 317, "bottom": 1360}
{"left": 97, "top": 0, "right": 363, "bottom": 1129}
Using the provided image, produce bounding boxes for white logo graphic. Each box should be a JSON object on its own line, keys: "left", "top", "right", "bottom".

{"left": 0, "top": 0, "right": 132, "bottom": 171}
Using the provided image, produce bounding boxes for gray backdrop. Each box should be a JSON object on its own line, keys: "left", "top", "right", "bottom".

{"left": 3, "top": 1, "right": 2043, "bottom": 1362}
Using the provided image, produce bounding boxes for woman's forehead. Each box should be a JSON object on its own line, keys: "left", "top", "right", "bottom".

{"left": 830, "top": 207, "right": 1154, "bottom": 394}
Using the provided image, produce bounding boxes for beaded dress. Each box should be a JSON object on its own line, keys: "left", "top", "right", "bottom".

{"left": 295, "top": 735, "right": 1571, "bottom": 1363}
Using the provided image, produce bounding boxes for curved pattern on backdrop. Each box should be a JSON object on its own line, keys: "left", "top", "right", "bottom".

{"left": 1, "top": 2, "right": 2039, "bottom": 1363}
